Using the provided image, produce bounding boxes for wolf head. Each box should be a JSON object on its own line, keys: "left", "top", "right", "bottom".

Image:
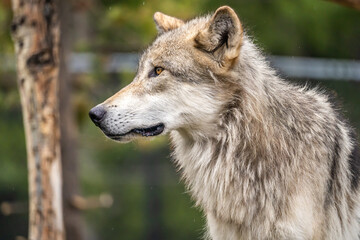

{"left": 89, "top": 6, "right": 243, "bottom": 142}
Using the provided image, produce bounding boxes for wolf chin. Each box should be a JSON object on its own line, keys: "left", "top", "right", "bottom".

{"left": 89, "top": 6, "right": 360, "bottom": 240}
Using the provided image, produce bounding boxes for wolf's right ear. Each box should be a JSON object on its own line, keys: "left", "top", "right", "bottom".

{"left": 153, "top": 12, "right": 184, "bottom": 35}
{"left": 194, "top": 6, "right": 243, "bottom": 68}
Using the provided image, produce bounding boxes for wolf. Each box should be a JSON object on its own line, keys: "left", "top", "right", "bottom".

{"left": 89, "top": 6, "right": 360, "bottom": 240}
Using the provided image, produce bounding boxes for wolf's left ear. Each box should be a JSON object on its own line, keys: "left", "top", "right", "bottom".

{"left": 194, "top": 6, "right": 243, "bottom": 67}
{"left": 154, "top": 12, "right": 184, "bottom": 35}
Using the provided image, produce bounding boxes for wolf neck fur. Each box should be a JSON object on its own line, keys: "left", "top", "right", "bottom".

{"left": 169, "top": 36, "right": 287, "bottom": 228}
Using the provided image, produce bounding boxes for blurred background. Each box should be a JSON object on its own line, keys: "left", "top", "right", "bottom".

{"left": 0, "top": 0, "right": 359, "bottom": 239}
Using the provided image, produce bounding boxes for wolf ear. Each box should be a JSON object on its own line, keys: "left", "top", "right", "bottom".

{"left": 194, "top": 6, "right": 243, "bottom": 67}
{"left": 153, "top": 12, "right": 184, "bottom": 34}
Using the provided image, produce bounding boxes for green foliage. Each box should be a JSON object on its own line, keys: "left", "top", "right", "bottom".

{"left": 0, "top": 3, "right": 13, "bottom": 54}
{"left": 0, "top": 110, "right": 27, "bottom": 195}
{"left": 92, "top": 0, "right": 207, "bottom": 51}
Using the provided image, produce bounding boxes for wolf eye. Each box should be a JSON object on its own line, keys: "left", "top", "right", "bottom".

{"left": 148, "top": 66, "right": 164, "bottom": 78}
{"left": 155, "top": 67, "right": 164, "bottom": 76}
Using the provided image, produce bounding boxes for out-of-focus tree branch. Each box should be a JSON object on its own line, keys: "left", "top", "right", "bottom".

{"left": 327, "top": 0, "right": 360, "bottom": 10}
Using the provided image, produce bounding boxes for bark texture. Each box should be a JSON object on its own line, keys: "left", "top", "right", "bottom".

{"left": 11, "top": 0, "right": 64, "bottom": 239}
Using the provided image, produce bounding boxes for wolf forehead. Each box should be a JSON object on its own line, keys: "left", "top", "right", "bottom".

{"left": 136, "top": 35, "right": 204, "bottom": 82}
{"left": 139, "top": 18, "right": 209, "bottom": 66}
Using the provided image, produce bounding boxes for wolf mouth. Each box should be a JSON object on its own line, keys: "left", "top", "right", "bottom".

{"left": 106, "top": 123, "right": 165, "bottom": 139}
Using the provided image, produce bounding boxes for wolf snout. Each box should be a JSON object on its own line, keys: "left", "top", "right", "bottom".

{"left": 89, "top": 105, "right": 107, "bottom": 125}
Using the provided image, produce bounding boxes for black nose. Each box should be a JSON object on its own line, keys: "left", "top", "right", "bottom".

{"left": 89, "top": 105, "right": 106, "bottom": 124}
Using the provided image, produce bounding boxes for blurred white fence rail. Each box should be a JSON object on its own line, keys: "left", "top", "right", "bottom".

{"left": 1, "top": 53, "right": 360, "bottom": 81}
{"left": 269, "top": 56, "right": 360, "bottom": 81}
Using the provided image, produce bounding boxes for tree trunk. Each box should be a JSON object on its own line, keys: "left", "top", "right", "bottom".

{"left": 59, "top": 0, "right": 85, "bottom": 239}
{"left": 11, "top": 0, "right": 64, "bottom": 239}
